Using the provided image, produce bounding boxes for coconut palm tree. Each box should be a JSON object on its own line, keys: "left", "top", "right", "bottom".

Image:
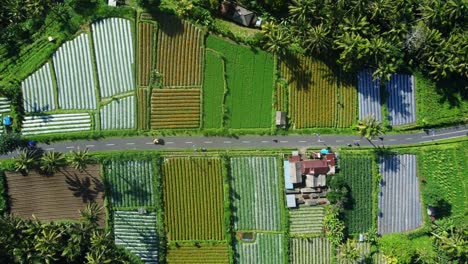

{"left": 40, "top": 151, "right": 66, "bottom": 175}
{"left": 80, "top": 202, "right": 102, "bottom": 228}
{"left": 14, "top": 149, "right": 37, "bottom": 173}
{"left": 261, "top": 21, "right": 290, "bottom": 56}
{"left": 67, "top": 148, "right": 93, "bottom": 172}
{"left": 357, "top": 114, "right": 385, "bottom": 145}
{"left": 303, "top": 24, "right": 331, "bottom": 55}
{"left": 338, "top": 239, "right": 360, "bottom": 263}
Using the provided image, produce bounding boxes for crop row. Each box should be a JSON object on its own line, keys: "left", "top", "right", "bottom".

{"left": 163, "top": 157, "right": 224, "bottom": 241}
{"left": 92, "top": 18, "right": 135, "bottom": 98}
{"left": 290, "top": 237, "right": 332, "bottom": 264}
{"left": 231, "top": 157, "right": 281, "bottom": 231}
{"left": 236, "top": 233, "right": 283, "bottom": 264}
{"left": 0, "top": 97, "right": 10, "bottom": 113}
{"left": 138, "top": 22, "right": 154, "bottom": 87}
{"left": 105, "top": 160, "right": 155, "bottom": 208}
{"left": 99, "top": 96, "right": 135, "bottom": 130}
{"left": 289, "top": 206, "right": 325, "bottom": 235}
{"left": 357, "top": 69, "right": 382, "bottom": 121}
{"left": 137, "top": 88, "right": 148, "bottom": 129}
{"left": 114, "top": 211, "right": 158, "bottom": 264}
{"left": 275, "top": 83, "right": 287, "bottom": 112}
{"left": 202, "top": 50, "right": 224, "bottom": 128}
{"left": 156, "top": 15, "right": 203, "bottom": 87}
{"left": 340, "top": 154, "right": 374, "bottom": 233}
{"left": 21, "top": 113, "right": 91, "bottom": 135}
{"left": 21, "top": 63, "right": 56, "bottom": 112}
{"left": 53, "top": 33, "right": 97, "bottom": 110}
{"left": 166, "top": 243, "right": 229, "bottom": 263}
{"left": 150, "top": 89, "right": 200, "bottom": 129}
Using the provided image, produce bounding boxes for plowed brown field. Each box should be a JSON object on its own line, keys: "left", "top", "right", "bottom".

{"left": 5, "top": 165, "right": 105, "bottom": 224}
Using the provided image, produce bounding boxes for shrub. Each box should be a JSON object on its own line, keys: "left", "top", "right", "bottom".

{"left": 378, "top": 234, "right": 415, "bottom": 264}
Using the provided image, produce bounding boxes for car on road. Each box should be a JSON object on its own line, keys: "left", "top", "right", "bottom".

{"left": 153, "top": 138, "right": 164, "bottom": 145}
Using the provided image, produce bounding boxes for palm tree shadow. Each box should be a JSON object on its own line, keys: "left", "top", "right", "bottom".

{"left": 65, "top": 174, "right": 103, "bottom": 203}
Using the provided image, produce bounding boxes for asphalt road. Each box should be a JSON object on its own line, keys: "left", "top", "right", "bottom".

{"left": 1, "top": 125, "right": 467, "bottom": 159}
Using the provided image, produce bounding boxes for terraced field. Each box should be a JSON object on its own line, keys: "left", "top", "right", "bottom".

{"left": 92, "top": 18, "right": 135, "bottom": 97}
{"left": 21, "top": 63, "right": 56, "bottom": 112}
{"left": 5, "top": 165, "right": 104, "bottom": 223}
{"left": 280, "top": 54, "right": 357, "bottom": 128}
{"left": 99, "top": 96, "right": 135, "bottom": 130}
{"left": 235, "top": 233, "right": 283, "bottom": 264}
{"left": 290, "top": 237, "right": 333, "bottom": 264}
{"left": 358, "top": 69, "right": 382, "bottom": 121}
{"left": 378, "top": 155, "right": 423, "bottom": 234}
{"left": 105, "top": 160, "right": 155, "bottom": 208}
{"left": 166, "top": 243, "right": 229, "bottom": 263}
{"left": 202, "top": 50, "right": 224, "bottom": 128}
{"left": 138, "top": 22, "right": 154, "bottom": 87}
{"left": 114, "top": 211, "right": 158, "bottom": 264}
{"left": 150, "top": 89, "right": 201, "bottom": 129}
{"left": 21, "top": 113, "right": 91, "bottom": 135}
{"left": 163, "top": 157, "right": 224, "bottom": 240}
{"left": 289, "top": 206, "right": 325, "bottom": 235}
{"left": 231, "top": 157, "right": 281, "bottom": 231}
{"left": 53, "top": 33, "right": 97, "bottom": 110}
{"left": 155, "top": 15, "right": 203, "bottom": 87}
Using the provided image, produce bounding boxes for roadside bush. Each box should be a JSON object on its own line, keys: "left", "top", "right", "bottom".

{"left": 378, "top": 234, "right": 415, "bottom": 264}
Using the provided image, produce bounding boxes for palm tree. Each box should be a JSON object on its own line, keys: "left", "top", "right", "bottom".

{"left": 67, "top": 148, "right": 93, "bottom": 172}
{"left": 79, "top": 203, "right": 102, "bottom": 228}
{"left": 261, "top": 21, "right": 290, "bottom": 56}
{"left": 40, "top": 151, "right": 66, "bottom": 175}
{"left": 303, "top": 24, "right": 331, "bottom": 55}
{"left": 357, "top": 114, "right": 385, "bottom": 145}
{"left": 338, "top": 239, "right": 360, "bottom": 263}
{"left": 14, "top": 149, "right": 37, "bottom": 173}
{"left": 288, "top": 0, "right": 315, "bottom": 23}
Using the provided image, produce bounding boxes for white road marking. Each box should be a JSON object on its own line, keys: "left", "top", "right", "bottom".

{"left": 66, "top": 146, "right": 74, "bottom": 149}
{"left": 224, "top": 141, "right": 232, "bottom": 144}
{"left": 45, "top": 148, "right": 55, "bottom": 151}
{"left": 298, "top": 140, "right": 307, "bottom": 143}
{"left": 336, "top": 140, "right": 344, "bottom": 143}
{"left": 166, "top": 142, "right": 174, "bottom": 144}
{"left": 388, "top": 139, "right": 397, "bottom": 142}
{"left": 126, "top": 142, "right": 135, "bottom": 145}
{"left": 145, "top": 142, "right": 153, "bottom": 145}
{"left": 204, "top": 141, "right": 212, "bottom": 144}
{"left": 185, "top": 142, "right": 193, "bottom": 144}
{"left": 421, "top": 129, "right": 468, "bottom": 138}
{"left": 405, "top": 138, "right": 413, "bottom": 140}
{"left": 106, "top": 143, "right": 116, "bottom": 146}
{"left": 280, "top": 140, "right": 288, "bottom": 143}
{"left": 261, "top": 141, "right": 269, "bottom": 143}
{"left": 421, "top": 135, "right": 467, "bottom": 143}
{"left": 242, "top": 141, "right": 251, "bottom": 143}
{"left": 85, "top": 145, "right": 95, "bottom": 148}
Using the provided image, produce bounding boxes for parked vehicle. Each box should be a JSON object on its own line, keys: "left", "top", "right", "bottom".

{"left": 153, "top": 138, "right": 164, "bottom": 145}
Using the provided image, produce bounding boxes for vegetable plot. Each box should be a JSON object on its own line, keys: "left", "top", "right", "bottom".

{"left": 166, "top": 243, "right": 229, "bottom": 263}
{"left": 280, "top": 54, "right": 357, "bottom": 128}
{"left": 105, "top": 160, "right": 155, "bottom": 208}
{"left": 289, "top": 206, "right": 325, "bottom": 235}
{"left": 92, "top": 18, "right": 135, "bottom": 97}
{"left": 357, "top": 69, "right": 382, "bottom": 121}
{"left": 235, "top": 233, "right": 283, "bottom": 264}
{"left": 231, "top": 157, "right": 281, "bottom": 231}
{"left": 0, "top": 97, "right": 11, "bottom": 113}
{"left": 340, "top": 154, "right": 373, "bottom": 233}
{"left": 378, "top": 155, "right": 423, "bottom": 234}
{"left": 21, "top": 63, "right": 56, "bottom": 112}
{"left": 290, "top": 237, "right": 332, "bottom": 264}
{"left": 151, "top": 89, "right": 201, "bottom": 129}
{"left": 114, "top": 211, "right": 158, "bottom": 264}
{"left": 100, "top": 96, "right": 135, "bottom": 130}
{"left": 385, "top": 74, "right": 416, "bottom": 126}
{"left": 155, "top": 15, "right": 203, "bottom": 87}
{"left": 53, "top": 33, "right": 97, "bottom": 110}
{"left": 202, "top": 50, "right": 224, "bottom": 128}
{"left": 163, "top": 157, "right": 224, "bottom": 241}
{"left": 21, "top": 113, "right": 91, "bottom": 135}
{"left": 137, "top": 88, "right": 148, "bottom": 130}
{"left": 138, "top": 22, "right": 154, "bottom": 87}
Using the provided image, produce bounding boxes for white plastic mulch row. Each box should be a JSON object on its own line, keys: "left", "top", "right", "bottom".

{"left": 21, "top": 64, "right": 56, "bottom": 113}
{"left": 0, "top": 97, "right": 10, "bottom": 113}
{"left": 114, "top": 211, "right": 158, "bottom": 264}
{"left": 21, "top": 113, "right": 91, "bottom": 135}
{"left": 0, "top": 114, "right": 2, "bottom": 134}
{"left": 100, "top": 96, "right": 135, "bottom": 130}
{"left": 357, "top": 69, "right": 382, "bottom": 122}
{"left": 92, "top": 18, "right": 135, "bottom": 98}
{"left": 53, "top": 33, "right": 97, "bottom": 110}
{"left": 386, "top": 74, "right": 416, "bottom": 126}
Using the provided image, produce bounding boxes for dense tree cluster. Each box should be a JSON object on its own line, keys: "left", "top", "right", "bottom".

{"left": 260, "top": 0, "right": 467, "bottom": 81}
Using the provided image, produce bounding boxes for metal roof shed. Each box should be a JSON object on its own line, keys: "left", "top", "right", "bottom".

{"left": 286, "top": 194, "right": 297, "bottom": 208}
{"left": 276, "top": 111, "right": 286, "bottom": 127}
{"left": 232, "top": 6, "right": 255, "bottom": 27}
{"left": 284, "top": 160, "right": 293, "bottom": 189}
{"left": 289, "top": 161, "right": 302, "bottom": 184}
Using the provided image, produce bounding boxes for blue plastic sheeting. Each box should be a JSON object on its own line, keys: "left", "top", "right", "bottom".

{"left": 385, "top": 74, "right": 416, "bottom": 126}
{"left": 358, "top": 69, "right": 382, "bottom": 121}
{"left": 320, "top": 149, "right": 329, "bottom": 155}
{"left": 284, "top": 160, "right": 293, "bottom": 189}
{"left": 2, "top": 116, "right": 12, "bottom": 126}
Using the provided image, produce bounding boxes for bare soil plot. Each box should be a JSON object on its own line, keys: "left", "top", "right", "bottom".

{"left": 5, "top": 165, "right": 105, "bottom": 224}
{"left": 378, "top": 154, "right": 423, "bottom": 234}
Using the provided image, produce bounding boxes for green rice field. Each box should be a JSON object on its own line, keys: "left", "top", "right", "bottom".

{"left": 203, "top": 50, "right": 225, "bottom": 128}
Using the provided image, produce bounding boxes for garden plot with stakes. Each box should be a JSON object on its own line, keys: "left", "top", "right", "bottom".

{"left": 290, "top": 237, "right": 333, "bottom": 264}
{"left": 235, "top": 233, "right": 283, "bottom": 264}
{"left": 378, "top": 154, "right": 423, "bottom": 234}
{"left": 280, "top": 54, "right": 357, "bottom": 128}
{"left": 385, "top": 74, "right": 416, "bottom": 126}
{"left": 231, "top": 157, "right": 281, "bottom": 231}
{"left": 53, "top": 33, "right": 97, "bottom": 110}
{"left": 4, "top": 165, "right": 105, "bottom": 224}
{"left": 155, "top": 15, "right": 203, "bottom": 87}
{"left": 21, "top": 113, "right": 91, "bottom": 135}
{"left": 99, "top": 96, "right": 135, "bottom": 130}
{"left": 113, "top": 211, "right": 158, "bottom": 264}
{"left": 289, "top": 206, "right": 325, "bottom": 236}
{"left": 138, "top": 22, "right": 154, "bottom": 87}
{"left": 104, "top": 160, "right": 155, "bottom": 208}
{"left": 21, "top": 63, "right": 56, "bottom": 112}
{"left": 0, "top": 97, "right": 10, "bottom": 113}
{"left": 166, "top": 243, "right": 229, "bottom": 263}
{"left": 163, "top": 157, "right": 224, "bottom": 241}
{"left": 150, "top": 89, "right": 201, "bottom": 129}
{"left": 358, "top": 69, "right": 382, "bottom": 121}
{"left": 206, "top": 36, "right": 274, "bottom": 128}
{"left": 92, "top": 18, "right": 135, "bottom": 97}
